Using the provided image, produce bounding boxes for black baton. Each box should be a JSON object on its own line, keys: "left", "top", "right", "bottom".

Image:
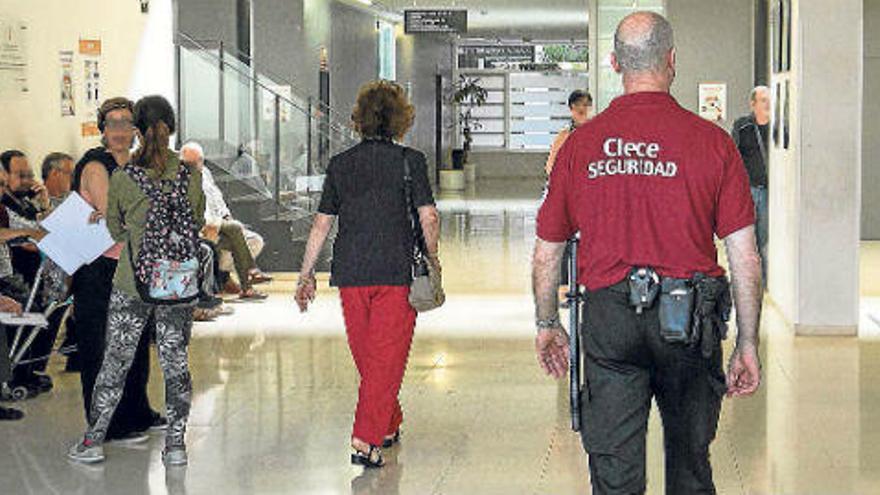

{"left": 566, "top": 235, "right": 583, "bottom": 432}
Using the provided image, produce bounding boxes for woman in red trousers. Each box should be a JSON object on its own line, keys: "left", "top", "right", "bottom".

{"left": 295, "top": 80, "right": 441, "bottom": 469}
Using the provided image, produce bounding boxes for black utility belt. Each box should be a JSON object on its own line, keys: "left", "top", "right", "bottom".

{"left": 623, "top": 267, "right": 732, "bottom": 348}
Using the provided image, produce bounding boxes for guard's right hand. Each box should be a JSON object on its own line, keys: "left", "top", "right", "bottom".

{"left": 536, "top": 327, "right": 570, "bottom": 379}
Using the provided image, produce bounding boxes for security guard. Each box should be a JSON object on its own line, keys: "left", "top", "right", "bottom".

{"left": 532, "top": 12, "right": 763, "bottom": 495}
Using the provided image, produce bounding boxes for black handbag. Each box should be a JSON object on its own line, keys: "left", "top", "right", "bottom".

{"left": 402, "top": 150, "right": 444, "bottom": 312}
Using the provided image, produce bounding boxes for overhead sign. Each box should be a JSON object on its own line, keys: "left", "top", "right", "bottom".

{"left": 405, "top": 10, "right": 467, "bottom": 34}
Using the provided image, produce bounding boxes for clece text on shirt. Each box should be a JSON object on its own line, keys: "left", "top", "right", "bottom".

{"left": 587, "top": 137, "right": 678, "bottom": 180}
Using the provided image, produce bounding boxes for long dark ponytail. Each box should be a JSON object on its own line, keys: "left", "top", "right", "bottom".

{"left": 132, "top": 95, "right": 176, "bottom": 175}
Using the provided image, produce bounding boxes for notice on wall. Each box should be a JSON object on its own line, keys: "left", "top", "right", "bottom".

{"left": 0, "top": 19, "right": 29, "bottom": 96}
{"left": 698, "top": 83, "right": 727, "bottom": 124}
{"left": 60, "top": 51, "right": 75, "bottom": 116}
{"left": 80, "top": 39, "right": 102, "bottom": 137}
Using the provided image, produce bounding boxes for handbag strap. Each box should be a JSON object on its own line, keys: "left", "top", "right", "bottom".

{"left": 402, "top": 149, "right": 428, "bottom": 257}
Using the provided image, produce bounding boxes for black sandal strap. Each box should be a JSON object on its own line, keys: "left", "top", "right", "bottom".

{"left": 351, "top": 445, "right": 385, "bottom": 468}
{"left": 382, "top": 430, "right": 401, "bottom": 448}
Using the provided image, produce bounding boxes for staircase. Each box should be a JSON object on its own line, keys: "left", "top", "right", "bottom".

{"left": 176, "top": 33, "right": 357, "bottom": 272}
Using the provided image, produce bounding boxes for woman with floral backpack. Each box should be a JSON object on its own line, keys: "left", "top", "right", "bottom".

{"left": 68, "top": 95, "right": 205, "bottom": 467}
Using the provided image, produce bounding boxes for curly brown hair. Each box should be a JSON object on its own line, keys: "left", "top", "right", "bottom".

{"left": 351, "top": 81, "right": 414, "bottom": 140}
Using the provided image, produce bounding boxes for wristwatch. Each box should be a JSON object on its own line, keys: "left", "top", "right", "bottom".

{"left": 536, "top": 317, "right": 562, "bottom": 332}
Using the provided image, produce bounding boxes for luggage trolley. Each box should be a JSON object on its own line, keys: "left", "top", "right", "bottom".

{"left": 2, "top": 258, "right": 72, "bottom": 401}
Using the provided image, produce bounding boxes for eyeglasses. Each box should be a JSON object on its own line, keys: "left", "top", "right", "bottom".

{"left": 105, "top": 120, "right": 134, "bottom": 131}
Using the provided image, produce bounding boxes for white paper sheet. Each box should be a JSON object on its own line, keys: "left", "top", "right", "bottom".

{"left": 0, "top": 312, "right": 49, "bottom": 327}
{"left": 37, "top": 192, "right": 115, "bottom": 274}
{"left": 37, "top": 231, "right": 82, "bottom": 275}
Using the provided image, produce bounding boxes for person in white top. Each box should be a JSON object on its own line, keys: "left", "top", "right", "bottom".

{"left": 180, "top": 142, "right": 271, "bottom": 300}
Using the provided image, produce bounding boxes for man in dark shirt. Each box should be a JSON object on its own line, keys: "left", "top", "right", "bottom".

{"left": 731, "top": 86, "right": 770, "bottom": 284}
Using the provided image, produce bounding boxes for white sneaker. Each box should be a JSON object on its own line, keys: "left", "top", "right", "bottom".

{"left": 162, "top": 447, "right": 188, "bottom": 467}
{"left": 67, "top": 438, "right": 105, "bottom": 464}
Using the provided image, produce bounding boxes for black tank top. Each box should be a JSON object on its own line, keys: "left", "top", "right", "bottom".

{"left": 72, "top": 147, "right": 119, "bottom": 193}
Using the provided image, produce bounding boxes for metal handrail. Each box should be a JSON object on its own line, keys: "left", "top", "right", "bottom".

{"left": 176, "top": 32, "right": 357, "bottom": 137}
{"left": 176, "top": 32, "right": 361, "bottom": 219}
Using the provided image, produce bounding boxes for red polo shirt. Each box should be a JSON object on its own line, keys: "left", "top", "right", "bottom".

{"left": 537, "top": 92, "right": 755, "bottom": 291}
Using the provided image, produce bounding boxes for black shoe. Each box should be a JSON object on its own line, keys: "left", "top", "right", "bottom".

{"left": 351, "top": 445, "right": 384, "bottom": 468}
{"left": 381, "top": 430, "right": 401, "bottom": 449}
{"left": 149, "top": 415, "right": 168, "bottom": 432}
{"left": 0, "top": 406, "right": 24, "bottom": 421}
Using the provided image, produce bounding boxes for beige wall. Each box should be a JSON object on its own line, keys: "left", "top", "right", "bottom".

{"left": 0, "top": 0, "right": 174, "bottom": 170}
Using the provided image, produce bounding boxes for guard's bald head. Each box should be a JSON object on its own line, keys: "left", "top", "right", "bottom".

{"left": 613, "top": 11, "right": 674, "bottom": 74}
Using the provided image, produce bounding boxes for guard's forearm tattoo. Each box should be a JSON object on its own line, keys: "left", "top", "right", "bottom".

{"left": 532, "top": 239, "right": 566, "bottom": 325}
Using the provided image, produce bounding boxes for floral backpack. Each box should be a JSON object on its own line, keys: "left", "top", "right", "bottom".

{"left": 125, "top": 163, "right": 199, "bottom": 305}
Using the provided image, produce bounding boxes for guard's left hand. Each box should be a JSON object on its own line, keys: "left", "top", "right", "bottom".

{"left": 535, "top": 327, "right": 570, "bottom": 379}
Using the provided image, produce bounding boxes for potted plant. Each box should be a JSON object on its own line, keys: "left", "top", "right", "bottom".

{"left": 450, "top": 75, "right": 488, "bottom": 183}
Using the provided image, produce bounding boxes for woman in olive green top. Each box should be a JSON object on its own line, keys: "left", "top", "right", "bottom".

{"left": 68, "top": 96, "right": 204, "bottom": 468}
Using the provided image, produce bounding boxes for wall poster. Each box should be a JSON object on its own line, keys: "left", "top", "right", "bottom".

{"left": 698, "top": 82, "right": 727, "bottom": 124}
{"left": 0, "top": 19, "right": 29, "bottom": 95}
{"left": 59, "top": 50, "right": 75, "bottom": 116}
{"left": 79, "top": 39, "right": 102, "bottom": 137}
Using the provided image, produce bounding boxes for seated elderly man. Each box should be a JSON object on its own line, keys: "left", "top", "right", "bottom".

{"left": 0, "top": 150, "right": 61, "bottom": 395}
{"left": 180, "top": 142, "right": 270, "bottom": 300}
{"left": 41, "top": 152, "right": 75, "bottom": 205}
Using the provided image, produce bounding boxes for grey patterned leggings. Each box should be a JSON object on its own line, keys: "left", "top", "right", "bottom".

{"left": 86, "top": 289, "right": 194, "bottom": 448}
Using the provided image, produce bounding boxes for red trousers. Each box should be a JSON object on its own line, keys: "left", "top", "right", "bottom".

{"left": 340, "top": 285, "right": 416, "bottom": 446}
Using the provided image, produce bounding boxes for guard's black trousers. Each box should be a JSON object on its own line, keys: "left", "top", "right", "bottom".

{"left": 72, "top": 256, "right": 155, "bottom": 436}
{"left": 579, "top": 282, "right": 727, "bottom": 495}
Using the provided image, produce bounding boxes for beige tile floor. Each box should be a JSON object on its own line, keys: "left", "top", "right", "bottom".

{"left": 2, "top": 179, "right": 880, "bottom": 494}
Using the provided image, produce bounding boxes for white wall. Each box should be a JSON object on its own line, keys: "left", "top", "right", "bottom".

{"left": 0, "top": 0, "right": 174, "bottom": 168}
{"left": 768, "top": 0, "right": 863, "bottom": 335}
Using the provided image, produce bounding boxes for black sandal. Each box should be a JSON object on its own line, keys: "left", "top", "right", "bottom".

{"left": 382, "top": 430, "right": 401, "bottom": 449}
{"left": 351, "top": 445, "right": 384, "bottom": 468}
